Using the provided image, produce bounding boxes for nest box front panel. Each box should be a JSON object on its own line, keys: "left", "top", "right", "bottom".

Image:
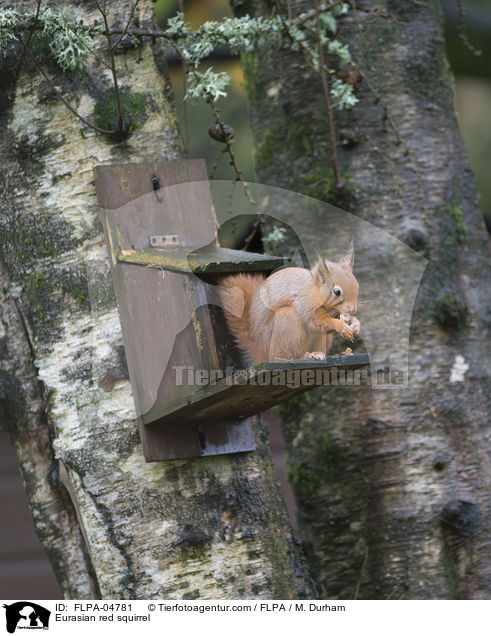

{"left": 95, "top": 160, "right": 256, "bottom": 461}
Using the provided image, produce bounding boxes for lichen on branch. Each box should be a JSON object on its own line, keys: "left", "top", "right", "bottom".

{"left": 0, "top": 4, "right": 358, "bottom": 108}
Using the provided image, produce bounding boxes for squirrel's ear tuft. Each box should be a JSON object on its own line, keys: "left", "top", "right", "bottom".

{"left": 340, "top": 238, "right": 355, "bottom": 270}
{"left": 313, "top": 256, "right": 330, "bottom": 285}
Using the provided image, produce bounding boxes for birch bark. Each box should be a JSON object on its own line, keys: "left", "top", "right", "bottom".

{"left": 0, "top": 0, "right": 311, "bottom": 599}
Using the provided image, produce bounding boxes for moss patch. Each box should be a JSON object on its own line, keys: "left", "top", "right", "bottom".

{"left": 302, "top": 166, "right": 353, "bottom": 208}
{"left": 276, "top": 391, "right": 315, "bottom": 419}
{"left": 241, "top": 51, "right": 263, "bottom": 102}
{"left": 94, "top": 88, "right": 147, "bottom": 140}
{"left": 429, "top": 191, "right": 468, "bottom": 293}
{"left": 445, "top": 203, "right": 468, "bottom": 239}
{"left": 0, "top": 369, "right": 26, "bottom": 437}
{"left": 24, "top": 272, "right": 51, "bottom": 321}
{"left": 6, "top": 213, "right": 74, "bottom": 263}
{"left": 434, "top": 293, "right": 467, "bottom": 329}
{"left": 303, "top": 167, "right": 336, "bottom": 202}
{"left": 287, "top": 434, "right": 341, "bottom": 499}
{"left": 22, "top": 269, "right": 90, "bottom": 341}
{"left": 255, "top": 120, "right": 316, "bottom": 167}
{"left": 254, "top": 126, "right": 282, "bottom": 167}
{"left": 287, "top": 460, "right": 321, "bottom": 498}
{"left": 0, "top": 210, "right": 81, "bottom": 274}
{"left": 402, "top": 228, "right": 430, "bottom": 256}
{"left": 287, "top": 120, "right": 314, "bottom": 155}
{"left": 59, "top": 270, "right": 91, "bottom": 312}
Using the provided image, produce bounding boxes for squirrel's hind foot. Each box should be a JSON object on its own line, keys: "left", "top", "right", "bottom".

{"left": 303, "top": 351, "right": 327, "bottom": 360}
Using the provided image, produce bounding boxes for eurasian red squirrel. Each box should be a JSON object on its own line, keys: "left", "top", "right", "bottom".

{"left": 219, "top": 242, "right": 360, "bottom": 364}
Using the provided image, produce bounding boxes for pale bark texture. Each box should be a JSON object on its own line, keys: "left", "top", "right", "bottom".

{"left": 235, "top": 0, "right": 491, "bottom": 599}
{"left": 0, "top": 0, "right": 312, "bottom": 599}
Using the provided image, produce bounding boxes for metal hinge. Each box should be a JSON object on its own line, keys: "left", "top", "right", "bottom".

{"left": 149, "top": 235, "right": 183, "bottom": 248}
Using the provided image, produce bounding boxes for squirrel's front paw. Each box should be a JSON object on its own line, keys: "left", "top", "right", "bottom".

{"left": 304, "top": 351, "right": 327, "bottom": 360}
{"left": 340, "top": 314, "right": 360, "bottom": 336}
{"left": 336, "top": 319, "right": 354, "bottom": 342}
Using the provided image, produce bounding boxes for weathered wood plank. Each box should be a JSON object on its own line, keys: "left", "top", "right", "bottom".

{"left": 95, "top": 160, "right": 257, "bottom": 461}
{"left": 94, "top": 159, "right": 210, "bottom": 210}
{"left": 144, "top": 353, "right": 370, "bottom": 427}
{"left": 118, "top": 246, "right": 292, "bottom": 274}
{"left": 137, "top": 417, "right": 256, "bottom": 462}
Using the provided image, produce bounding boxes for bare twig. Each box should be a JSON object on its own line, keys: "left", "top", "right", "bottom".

{"left": 314, "top": 0, "right": 342, "bottom": 186}
{"left": 166, "top": 35, "right": 191, "bottom": 153}
{"left": 22, "top": 45, "right": 116, "bottom": 135}
{"left": 227, "top": 179, "right": 239, "bottom": 224}
{"left": 101, "top": 26, "right": 177, "bottom": 38}
{"left": 8, "top": 19, "right": 179, "bottom": 40}
{"left": 274, "top": 6, "right": 320, "bottom": 74}
{"left": 242, "top": 219, "right": 261, "bottom": 251}
{"left": 456, "top": 0, "right": 482, "bottom": 57}
{"left": 353, "top": 4, "right": 392, "bottom": 19}
{"left": 286, "top": 0, "right": 292, "bottom": 21}
{"left": 94, "top": 0, "right": 124, "bottom": 132}
{"left": 274, "top": 0, "right": 345, "bottom": 188}
{"left": 110, "top": 0, "right": 141, "bottom": 51}
{"left": 294, "top": 1, "right": 344, "bottom": 26}
{"left": 10, "top": 0, "right": 44, "bottom": 72}
{"left": 209, "top": 147, "right": 227, "bottom": 180}
{"left": 209, "top": 100, "right": 255, "bottom": 205}
{"left": 177, "top": 0, "right": 190, "bottom": 154}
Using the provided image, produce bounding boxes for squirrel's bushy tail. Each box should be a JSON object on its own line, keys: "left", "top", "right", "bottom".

{"left": 219, "top": 273, "right": 265, "bottom": 363}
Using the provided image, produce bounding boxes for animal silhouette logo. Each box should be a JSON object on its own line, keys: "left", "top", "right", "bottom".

{"left": 3, "top": 602, "right": 50, "bottom": 633}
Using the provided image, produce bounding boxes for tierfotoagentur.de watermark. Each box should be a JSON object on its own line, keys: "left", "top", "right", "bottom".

{"left": 172, "top": 364, "right": 405, "bottom": 389}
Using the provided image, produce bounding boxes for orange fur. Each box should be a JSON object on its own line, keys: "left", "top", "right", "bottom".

{"left": 219, "top": 273, "right": 265, "bottom": 363}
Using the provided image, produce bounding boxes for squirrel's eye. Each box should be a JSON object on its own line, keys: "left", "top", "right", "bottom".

{"left": 333, "top": 286, "right": 342, "bottom": 297}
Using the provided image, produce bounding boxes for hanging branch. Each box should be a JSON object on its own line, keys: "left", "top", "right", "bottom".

{"left": 1, "top": 2, "right": 360, "bottom": 165}
{"left": 9, "top": 0, "right": 43, "bottom": 72}
{"left": 277, "top": 1, "right": 346, "bottom": 188}
{"left": 94, "top": 0, "right": 124, "bottom": 133}
{"left": 209, "top": 147, "right": 227, "bottom": 180}
{"left": 8, "top": 0, "right": 144, "bottom": 137}
{"left": 456, "top": 0, "right": 482, "bottom": 57}
{"left": 293, "top": 2, "right": 344, "bottom": 26}
{"left": 176, "top": 0, "right": 190, "bottom": 153}
{"left": 242, "top": 219, "right": 261, "bottom": 251}
{"left": 209, "top": 99, "right": 255, "bottom": 206}
{"left": 314, "top": 0, "right": 342, "bottom": 187}
{"left": 21, "top": 45, "right": 116, "bottom": 135}
{"left": 110, "top": 0, "right": 141, "bottom": 51}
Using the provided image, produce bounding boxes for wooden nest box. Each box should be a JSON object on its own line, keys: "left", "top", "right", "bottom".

{"left": 95, "top": 160, "right": 370, "bottom": 461}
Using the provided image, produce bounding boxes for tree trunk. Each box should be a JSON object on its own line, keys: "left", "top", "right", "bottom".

{"left": 236, "top": 0, "right": 491, "bottom": 599}
{"left": 0, "top": 0, "right": 312, "bottom": 599}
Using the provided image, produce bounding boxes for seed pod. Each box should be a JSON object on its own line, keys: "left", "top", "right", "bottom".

{"left": 208, "top": 122, "right": 235, "bottom": 143}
